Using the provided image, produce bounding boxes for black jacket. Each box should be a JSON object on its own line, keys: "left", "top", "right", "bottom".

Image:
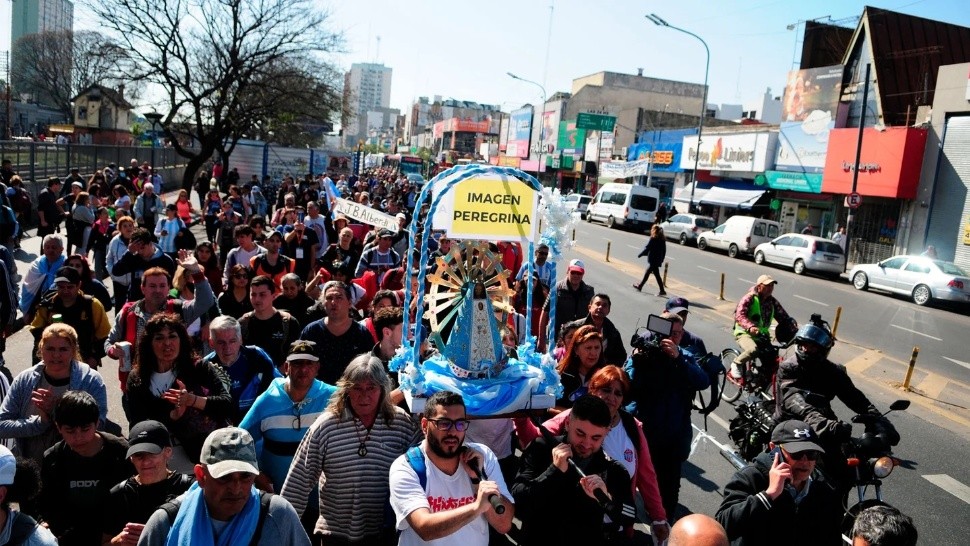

{"left": 775, "top": 354, "right": 878, "bottom": 445}
{"left": 512, "top": 435, "right": 634, "bottom": 546}
{"left": 638, "top": 237, "right": 666, "bottom": 267}
{"left": 715, "top": 451, "right": 842, "bottom": 546}
{"left": 564, "top": 315, "right": 628, "bottom": 366}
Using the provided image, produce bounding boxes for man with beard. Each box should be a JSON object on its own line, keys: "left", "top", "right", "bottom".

{"left": 389, "top": 390, "right": 514, "bottom": 546}
{"left": 511, "top": 394, "right": 636, "bottom": 546}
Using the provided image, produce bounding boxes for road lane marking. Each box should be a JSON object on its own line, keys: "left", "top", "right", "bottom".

{"left": 794, "top": 294, "right": 830, "bottom": 307}
{"left": 890, "top": 324, "right": 943, "bottom": 341}
{"left": 698, "top": 266, "right": 717, "bottom": 273}
{"left": 626, "top": 245, "right": 640, "bottom": 250}
{"left": 709, "top": 413, "right": 730, "bottom": 431}
{"left": 739, "top": 278, "right": 755, "bottom": 284}
{"left": 942, "top": 356, "right": 970, "bottom": 371}
{"left": 923, "top": 474, "right": 970, "bottom": 505}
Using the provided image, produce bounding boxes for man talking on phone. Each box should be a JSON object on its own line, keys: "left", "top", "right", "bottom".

{"left": 715, "top": 419, "right": 842, "bottom": 546}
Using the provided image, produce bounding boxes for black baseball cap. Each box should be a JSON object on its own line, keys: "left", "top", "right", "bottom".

{"left": 286, "top": 340, "right": 320, "bottom": 362}
{"left": 126, "top": 420, "right": 172, "bottom": 458}
{"left": 665, "top": 296, "right": 690, "bottom": 315}
{"left": 771, "top": 420, "right": 825, "bottom": 454}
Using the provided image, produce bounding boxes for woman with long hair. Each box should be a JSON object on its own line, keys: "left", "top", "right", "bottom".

{"left": 126, "top": 313, "right": 231, "bottom": 463}
{"left": 634, "top": 223, "right": 667, "bottom": 296}
{"left": 555, "top": 324, "right": 604, "bottom": 410}
{"left": 0, "top": 323, "right": 107, "bottom": 462}
{"left": 174, "top": 189, "right": 198, "bottom": 225}
{"left": 281, "top": 354, "right": 418, "bottom": 544}
{"left": 193, "top": 241, "right": 223, "bottom": 295}
{"left": 202, "top": 189, "right": 223, "bottom": 244}
{"left": 515, "top": 365, "right": 669, "bottom": 541}
{"left": 217, "top": 264, "right": 253, "bottom": 318}
{"left": 112, "top": 184, "right": 132, "bottom": 217}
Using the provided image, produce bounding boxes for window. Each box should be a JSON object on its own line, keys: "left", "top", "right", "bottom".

{"left": 767, "top": 225, "right": 780, "bottom": 238}
{"left": 773, "top": 236, "right": 793, "bottom": 246}
{"left": 696, "top": 218, "right": 716, "bottom": 229}
{"left": 881, "top": 257, "right": 906, "bottom": 270}
{"left": 904, "top": 262, "right": 930, "bottom": 274}
{"left": 630, "top": 195, "right": 656, "bottom": 210}
{"left": 669, "top": 215, "right": 685, "bottom": 223}
{"left": 753, "top": 223, "right": 766, "bottom": 237}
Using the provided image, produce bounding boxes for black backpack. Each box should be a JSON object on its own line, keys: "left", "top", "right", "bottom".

{"left": 691, "top": 351, "right": 727, "bottom": 419}
{"left": 159, "top": 490, "right": 273, "bottom": 546}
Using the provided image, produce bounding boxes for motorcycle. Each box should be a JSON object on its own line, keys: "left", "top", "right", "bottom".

{"left": 721, "top": 399, "right": 910, "bottom": 539}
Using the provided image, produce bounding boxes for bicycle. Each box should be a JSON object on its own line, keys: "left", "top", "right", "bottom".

{"left": 719, "top": 333, "right": 792, "bottom": 403}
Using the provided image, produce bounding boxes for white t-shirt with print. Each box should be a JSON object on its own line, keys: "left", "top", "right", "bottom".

{"left": 389, "top": 441, "right": 513, "bottom": 546}
{"left": 602, "top": 422, "right": 637, "bottom": 478}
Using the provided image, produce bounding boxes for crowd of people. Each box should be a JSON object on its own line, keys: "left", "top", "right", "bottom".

{"left": 0, "top": 158, "right": 919, "bottom": 546}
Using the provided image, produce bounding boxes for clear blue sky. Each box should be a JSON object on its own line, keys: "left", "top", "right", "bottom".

{"left": 3, "top": 0, "right": 968, "bottom": 116}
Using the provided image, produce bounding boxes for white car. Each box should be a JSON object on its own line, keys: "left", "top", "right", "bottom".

{"left": 660, "top": 213, "right": 716, "bottom": 246}
{"left": 849, "top": 255, "right": 970, "bottom": 306}
{"left": 754, "top": 234, "right": 845, "bottom": 277}
{"left": 563, "top": 194, "right": 592, "bottom": 219}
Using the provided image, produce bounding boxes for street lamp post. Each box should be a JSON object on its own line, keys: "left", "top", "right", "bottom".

{"left": 507, "top": 72, "right": 547, "bottom": 177}
{"left": 646, "top": 14, "right": 709, "bottom": 213}
{"left": 144, "top": 111, "right": 163, "bottom": 172}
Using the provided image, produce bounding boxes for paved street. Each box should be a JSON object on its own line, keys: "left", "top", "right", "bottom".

{"left": 4, "top": 207, "right": 969, "bottom": 544}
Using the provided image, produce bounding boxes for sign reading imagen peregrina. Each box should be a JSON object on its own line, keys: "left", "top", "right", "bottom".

{"left": 334, "top": 198, "right": 400, "bottom": 232}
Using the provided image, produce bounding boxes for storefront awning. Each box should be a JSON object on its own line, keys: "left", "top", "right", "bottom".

{"left": 699, "top": 186, "right": 766, "bottom": 209}
{"left": 673, "top": 182, "right": 708, "bottom": 206}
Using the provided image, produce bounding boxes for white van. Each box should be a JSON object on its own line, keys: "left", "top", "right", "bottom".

{"left": 586, "top": 183, "right": 660, "bottom": 231}
{"left": 697, "top": 215, "right": 782, "bottom": 258}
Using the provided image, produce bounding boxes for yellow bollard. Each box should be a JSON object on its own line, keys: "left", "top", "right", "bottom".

{"left": 902, "top": 346, "right": 919, "bottom": 390}
{"left": 606, "top": 241, "right": 612, "bottom": 262}
{"left": 572, "top": 228, "right": 576, "bottom": 242}
{"left": 663, "top": 262, "right": 669, "bottom": 285}
{"left": 832, "top": 306, "right": 843, "bottom": 338}
{"left": 719, "top": 273, "right": 726, "bottom": 300}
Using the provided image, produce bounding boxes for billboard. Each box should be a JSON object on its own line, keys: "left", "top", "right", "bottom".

{"left": 821, "top": 127, "right": 928, "bottom": 199}
{"left": 680, "top": 131, "right": 777, "bottom": 172}
{"left": 558, "top": 120, "right": 586, "bottom": 155}
{"left": 776, "top": 65, "right": 845, "bottom": 172}
{"left": 541, "top": 110, "right": 560, "bottom": 154}
{"left": 507, "top": 107, "right": 534, "bottom": 158}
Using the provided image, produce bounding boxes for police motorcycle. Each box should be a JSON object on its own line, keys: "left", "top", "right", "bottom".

{"left": 720, "top": 314, "right": 910, "bottom": 537}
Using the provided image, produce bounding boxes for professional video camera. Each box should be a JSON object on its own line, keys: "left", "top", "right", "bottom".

{"left": 630, "top": 314, "right": 674, "bottom": 352}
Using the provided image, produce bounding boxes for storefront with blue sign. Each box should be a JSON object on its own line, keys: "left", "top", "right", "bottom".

{"left": 628, "top": 128, "right": 695, "bottom": 204}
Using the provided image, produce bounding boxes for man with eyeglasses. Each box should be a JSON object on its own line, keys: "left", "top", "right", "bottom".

{"left": 515, "top": 243, "right": 553, "bottom": 288}
{"left": 715, "top": 420, "right": 842, "bottom": 546}
{"left": 389, "top": 390, "right": 514, "bottom": 546}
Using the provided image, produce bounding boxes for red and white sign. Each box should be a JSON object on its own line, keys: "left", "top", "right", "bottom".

{"left": 845, "top": 192, "right": 862, "bottom": 208}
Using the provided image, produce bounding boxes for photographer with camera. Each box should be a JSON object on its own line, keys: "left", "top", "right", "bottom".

{"left": 774, "top": 315, "right": 898, "bottom": 492}
{"left": 625, "top": 312, "right": 710, "bottom": 521}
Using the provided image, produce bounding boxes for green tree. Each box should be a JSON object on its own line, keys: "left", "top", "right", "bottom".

{"left": 89, "top": 0, "right": 344, "bottom": 189}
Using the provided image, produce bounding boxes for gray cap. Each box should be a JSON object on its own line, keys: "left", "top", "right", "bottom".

{"left": 200, "top": 427, "right": 259, "bottom": 478}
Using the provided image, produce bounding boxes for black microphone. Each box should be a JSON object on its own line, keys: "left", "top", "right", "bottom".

{"left": 467, "top": 457, "right": 506, "bottom": 514}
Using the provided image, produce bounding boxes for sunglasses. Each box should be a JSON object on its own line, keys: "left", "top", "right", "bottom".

{"left": 427, "top": 418, "right": 471, "bottom": 432}
{"left": 783, "top": 448, "right": 820, "bottom": 461}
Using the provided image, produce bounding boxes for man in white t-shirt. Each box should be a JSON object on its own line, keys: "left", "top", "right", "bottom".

{"left": 389, "top": 391, "right": 514, "bottom": 546}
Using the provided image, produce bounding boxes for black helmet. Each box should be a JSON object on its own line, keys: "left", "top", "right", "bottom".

{"left": 794, "top": 323, "right": 833, "bottom": 363}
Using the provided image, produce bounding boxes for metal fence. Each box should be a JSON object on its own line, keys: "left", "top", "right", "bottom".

{"left": 0, "top": 141, "right": 192, "bottom": 228}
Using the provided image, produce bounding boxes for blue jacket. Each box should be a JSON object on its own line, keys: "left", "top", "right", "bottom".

{"left": 0, "top": 361, "right": 108, "bottom": 445}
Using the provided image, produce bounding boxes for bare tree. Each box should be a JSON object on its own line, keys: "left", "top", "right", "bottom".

{"left": 88, "top": 0, "right": 344, "bottom": 189}
{"left": 13, "top": 30, "right": 132, "bottom": 116}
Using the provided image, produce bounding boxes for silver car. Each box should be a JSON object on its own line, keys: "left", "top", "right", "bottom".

{"left": 754, "top": 234, "right": 846, "bottom": 277}
{"left": 660, "top": 213, "right": 717, "bottom": 245}
{"left": 849, "top": 255, "right": 970, "bottom": 306}
{"left": 564, "top": 194, "right": 592, "bottom": 219}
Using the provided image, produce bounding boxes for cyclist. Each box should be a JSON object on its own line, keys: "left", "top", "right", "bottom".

{"left": 774, "top": 317, "right": 898, "bottom": 490}
{"left": 731, "top": 275, "right": 796, "bottom": 380}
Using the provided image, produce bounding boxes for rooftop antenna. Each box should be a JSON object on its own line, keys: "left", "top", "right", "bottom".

{"left": 375, "top": 35, "right": 381, "bottom": 63}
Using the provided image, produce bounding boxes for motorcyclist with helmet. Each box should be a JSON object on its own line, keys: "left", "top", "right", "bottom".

{"left": 731, "top": 274, "right": 797, "bottom": 380}
{"left": 774, "top": 315, "right": 900, "bottom": 490}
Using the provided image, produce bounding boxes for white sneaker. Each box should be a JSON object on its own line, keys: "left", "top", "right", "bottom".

{"left": 729, "top": 362, "right": 743, "bottom": 379}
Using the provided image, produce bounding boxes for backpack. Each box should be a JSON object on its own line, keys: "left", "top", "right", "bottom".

{"left": 7, "top": 511, "right": 40, "bottom": 546}
{"left": 405, "top": 445, "right": 428, "bottom": 490}
{"left": 159, "top": 490, "right": 273, "bottom": 546}
{"left": 691, "top": 351, "right": 726, "bottom": 419}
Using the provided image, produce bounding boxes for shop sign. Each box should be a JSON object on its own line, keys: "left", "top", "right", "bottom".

{"left": 681, "top": 131, "right": 777, "bottom": 172}
{"left": 821, "top": 127, "right": 928, "bottom": 198}
{"left": 764, "top": 171, "right": 823, "bottom": 193}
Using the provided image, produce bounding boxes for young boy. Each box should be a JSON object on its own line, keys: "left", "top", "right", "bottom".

{"left": 39, "top": 391, "right": 134, "bottom": 546}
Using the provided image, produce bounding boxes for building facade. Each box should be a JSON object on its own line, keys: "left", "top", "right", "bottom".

{"left": 342, "top": 62, "right": 393, "bottom": 148}
{"left": 10, "top": 0, "right": 74, "bottom": 107}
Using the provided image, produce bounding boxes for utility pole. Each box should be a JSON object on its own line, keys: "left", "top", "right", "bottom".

{"left": 844, "top": 63, "right": 871, "bottom": 271}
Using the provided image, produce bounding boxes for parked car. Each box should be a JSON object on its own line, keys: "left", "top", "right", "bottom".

{"left": 753, "top": 234, "right": 845, "bottom": 277}
{"left": 660, "top": 213, "right": 717, "bottom": 246}
{"left": 849, "top": 255, "right": 970, "bottom": 306}
{"left": 586, "top": 183, "right": 660, "bottom": 231}
{"left": 697, "top": 216, "right": 782, "bottom": 258}
{"left": 406, "top": 173, "right": 426, "bottom": 186}
{"left": 563, "top": 193, "right": 592, "bottom": 219}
